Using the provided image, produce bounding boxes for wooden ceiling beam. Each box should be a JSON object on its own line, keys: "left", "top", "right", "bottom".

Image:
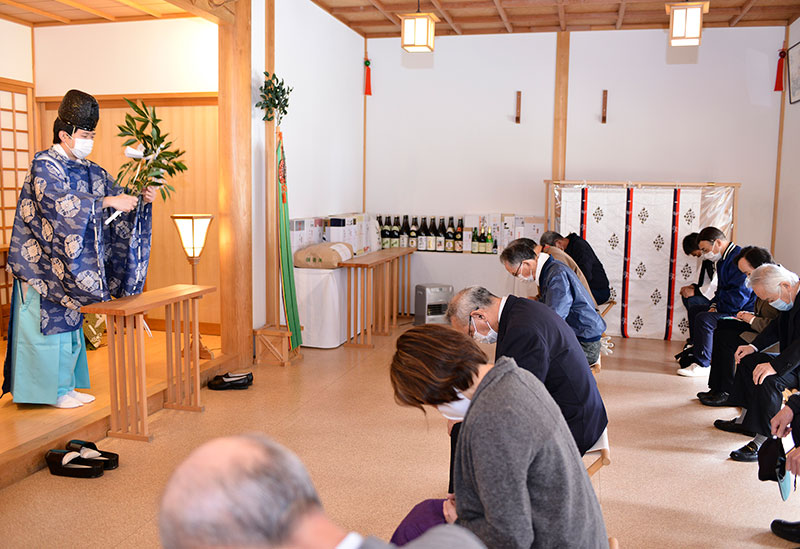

{"left": 32, "top": 12, "right": 194, "bottom": 26}
{"left": 730, "top": 0, "right": 757, "bottom": 25}
{"left": 366, "top": 0, "right": 400, "bottom": 27}
{"left": 615, "top": 0, "right": 626, "bottom": 28}
{"left": 432, "top": 0, "right": 462, "bottom": 33}
{"left": 163, "top": 0, "right": 234, "bottom": 24}
{"left": 49, "top": 0, "right": 116, "bottom": 20}
{"left": 493, "top": 0, "right": 513, "bottom": 31}
{"left": 112, "top": 0, "right": 162, "bottom": 18}
{"left": 309, "top": 1, "right": 366, "bottom": 35}
{"left": 0, "top": 0, "right": 71, "bottom": 23}
{"left": 557, "top": 0, "right": 566, "bottom": 30}
{"left": 0, "top": 10, "right": 31, "bottom": 25}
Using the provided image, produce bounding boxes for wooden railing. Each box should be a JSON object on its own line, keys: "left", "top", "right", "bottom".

{"left": 81, "top": 284, "right": 216, "bottom": 442}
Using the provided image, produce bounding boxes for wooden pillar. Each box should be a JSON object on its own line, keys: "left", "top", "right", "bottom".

{"left": 770, "top": 25, "right": 790, "bottom": 255}
{"left": 218, "top": 0, "right": 254, "bottom": 362}
{"left": 265, "top": 0, "right": 280, "bottom": 328}
{"left": 552, "top": 32, "right": 570, "bottom": 181}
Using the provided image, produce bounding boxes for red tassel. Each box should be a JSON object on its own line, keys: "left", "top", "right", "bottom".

{"left": 364, "top": 59, "right": 372, "bottom": 96}
{"left": 775, "top": 50, "right": 787, "bottom": 92}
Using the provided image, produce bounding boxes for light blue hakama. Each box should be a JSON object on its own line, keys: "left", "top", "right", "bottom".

{"left": 6, "top": 280, "right": 88, "bottom": 405}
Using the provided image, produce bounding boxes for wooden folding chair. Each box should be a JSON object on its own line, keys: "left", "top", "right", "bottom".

{"left": 585, "top": 428, "right": 611, "bottom": 477}
{"left": 598, "top": 300, "right": 616, "bottom": 318}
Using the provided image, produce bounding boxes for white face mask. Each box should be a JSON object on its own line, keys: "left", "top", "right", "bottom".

{"left": 515, "top": 260, "right": 534, "bottom": 282}
{"left": 436, "top": 390, "right": 471, "bottom": 421}
{"left": 471, "top": 315, "right": 498, "bottom": 344}
{"left": 703, "top": 243, "right": 721, "bottom": 262}
{"left": 65, "top": 134, "right": 94, "bottom": 159}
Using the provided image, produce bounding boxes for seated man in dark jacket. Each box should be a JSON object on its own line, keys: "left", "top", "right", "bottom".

{"left": 676, "top": 226, "right": 755, "bottom": 377}
{"left": 698, "top": 246, "right": 779, "bottom": 406}
{"left": 446, "top": 286, "right": 608, "bottom": 455}
{"left": 675, "top": 232, "right": 716, "bottom": 365}
{"left": 541, "top": 231, "right": 611, "bottom": 305}
{"left": 500, "top": 241, "right": 606, "bottom": 365}
{"left": 714, "top": 264, "right": 800, "bottom": 462}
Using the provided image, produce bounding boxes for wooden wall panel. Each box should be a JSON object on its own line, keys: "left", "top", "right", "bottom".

{"left": 38, "top": 103, "right": 220, "bottom": 324}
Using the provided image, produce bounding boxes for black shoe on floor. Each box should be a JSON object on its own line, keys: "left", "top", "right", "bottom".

{"left": 713, "top": 418, "right": 755, "bottom": 437}
{"left": 212, "top": 371, "right": 254, "bottom": 385}
{"left": 730, "top": 441, "right": 760, "bottom": 462}
{"left": 208, "top": 375, "right": 250, "bottom": 390}
{"left": 697, "top": 390, "right": 713, "bottom": 399}
{"left": 699, "top": 392, "right": 732, "bottom": 407}
{"left": 771, "top": 520, "right": 800, "bottom": 543}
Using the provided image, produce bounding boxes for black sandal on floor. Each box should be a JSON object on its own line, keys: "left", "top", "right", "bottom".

{"left": 65, "top": 440, "right": 120, "bottom": 470}
{"left": 45, "top": 450, "right": 104, "bottom": 478}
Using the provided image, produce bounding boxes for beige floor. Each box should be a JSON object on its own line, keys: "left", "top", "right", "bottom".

{"left": 0, "top": 326, "right": 797, "bottom": 548}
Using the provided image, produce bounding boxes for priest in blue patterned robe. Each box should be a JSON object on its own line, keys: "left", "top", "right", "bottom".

{"left": 1, "top": 89, "right": 157, "bottom": 409}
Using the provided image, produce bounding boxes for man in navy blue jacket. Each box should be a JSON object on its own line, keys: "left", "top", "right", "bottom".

{"left": 446, "top": 286, "right": 608, "bottom": 455}
{"left": 677, "top": 227, "right": 755, "bottom": 377}
{"left": 500, "top": 242, "right": 606, "bottom": 365}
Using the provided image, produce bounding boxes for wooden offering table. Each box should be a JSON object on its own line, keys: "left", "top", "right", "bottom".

{"left": 339, "top": 247, "right": 414, "bottom": 348}
{"left": 81, "top": 284, "right": 216, "bottom": 442}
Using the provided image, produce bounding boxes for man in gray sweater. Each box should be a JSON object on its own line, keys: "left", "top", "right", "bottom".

{"left": 453, "top": 356, "right": 608, "bottom": 548}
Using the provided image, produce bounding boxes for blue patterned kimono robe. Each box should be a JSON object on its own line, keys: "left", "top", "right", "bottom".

{"left": 1, "top": 146, "right": 152, "bottom": 403}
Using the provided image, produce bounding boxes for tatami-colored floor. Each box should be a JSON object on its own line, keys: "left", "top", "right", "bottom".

{"left": 0, "top": 325, "right": 797, "bottom": 548}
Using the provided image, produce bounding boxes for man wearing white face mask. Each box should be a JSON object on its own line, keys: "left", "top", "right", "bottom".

{"left": 714, "top": 264, "right": 800, "bottom": 462}
{"left": 1, "top": 89, "right": 156, "bottom": 409}
{"left": 500, "top": 241, "right": 606, "bottom": 365}
{"left": 446, "top": 286, "right": 608, "bottom": 456}
{"left": 677, "top": 226, "right": 755, "bottom": 377}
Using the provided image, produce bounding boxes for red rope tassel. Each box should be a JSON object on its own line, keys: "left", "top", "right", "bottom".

{"left": 775, "top": 50, "right": 787, "bottom": 92}
{"left": 364, "top": 59, "right": 372, "bottom": 96}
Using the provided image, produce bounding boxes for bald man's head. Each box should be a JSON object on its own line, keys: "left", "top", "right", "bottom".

{"left": 159, "top": 435, "right": 321, "bottom": 549}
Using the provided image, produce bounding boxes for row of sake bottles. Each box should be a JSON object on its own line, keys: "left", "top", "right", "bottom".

{"left": 378, "top": 215, "right": 498, "bottom": 254}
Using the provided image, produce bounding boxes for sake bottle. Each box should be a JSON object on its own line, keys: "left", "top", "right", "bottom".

{"left": 436, "top": 218, "right": 446, "bottom": 252}
{"left": 427, "top": 217, "right": 437, "bottom": 251}
{"left": 409, "top": 217, "right": 418, "bottom": 249}
{"left": 391, "top": 216, "right": 400, "bottom": 248}
{"left": 381, "top": 215, "right": 391, "bottom": 249}
{"left": 418, "top": 218, "right": 428, "bottom": 251}
{"left": 445, "top": 217, "right": 455, "bottom": 252}
{"left": 399, "top": 215, "right": 410, "bottom": 248}
{"left": 486, "top": 229, "right": 494, "bottom": 254}
{"left": 455, "top": 218, "right": 464, "bottom": 253}
{"left": 478, "top": 229, "right": 486, "bottom": 254}
{"left": 471, "top": 227, "right": 479, "bottom": 253}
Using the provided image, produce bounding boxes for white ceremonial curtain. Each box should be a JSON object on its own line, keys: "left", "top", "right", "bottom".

{"left": 559, "top": 186, "right": 706, "bottom": 340}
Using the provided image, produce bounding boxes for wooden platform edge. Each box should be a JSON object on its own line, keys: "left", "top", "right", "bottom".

{"left": 0, "top": 353, "right": 237, "bottom": 491}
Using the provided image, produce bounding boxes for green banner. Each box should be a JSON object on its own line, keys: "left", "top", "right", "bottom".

{"left": 277, "top": 132, "right": 302, "bottom": 350}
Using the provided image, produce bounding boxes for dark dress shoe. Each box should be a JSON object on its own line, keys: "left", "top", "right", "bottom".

{"left": 208, "top": 375, "right": 250, "bottom": 391}
{"left": 730, "top": 441, "right": 760, "bottom": 462}
{"left": 697, "top": 390, "right": 713, "bottom": 399}
{"left": 699, "top": 392, "right": 732, "bottom": 407}
{"left": 212, "top": 372, "right": 253, "bottom": 386}
{"left": 714, "top": 418, "right": 755, "bottom": 437}
{"left": 771, "top": 520, "right": 800, "bottom": 543}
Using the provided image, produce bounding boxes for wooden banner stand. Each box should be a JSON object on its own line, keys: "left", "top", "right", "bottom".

{"left": 253, "top": 325, "right": 303, "bottom": 367}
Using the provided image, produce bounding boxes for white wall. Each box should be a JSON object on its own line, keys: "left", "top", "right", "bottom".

{"left": 0, "top": 20, "right": 33, "bottom": 83}
{"left": 566, "top": 27, "right": 784, "bottom": 250}
{"left": 275, "top": 0, "right": 364, "bottom": 219}
{"left": 365, "top": 33, "right": 557, "bottom": 297}
{"left": 774, "top": 20, "right": 800, "bottom": 272}
{"left": 34, "top": 18, "right": 218, "bottom": 96}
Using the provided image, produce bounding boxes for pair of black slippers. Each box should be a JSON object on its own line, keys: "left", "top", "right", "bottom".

{"left": 45, "top": 440, "right": 119, "bottom": 478}
{"left": 208, "top": 371, "right": 254, "bottom": 390}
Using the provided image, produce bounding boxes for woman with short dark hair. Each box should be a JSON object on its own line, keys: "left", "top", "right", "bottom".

{"left": 389, "top": 325, "right": 608, "bottom": 549}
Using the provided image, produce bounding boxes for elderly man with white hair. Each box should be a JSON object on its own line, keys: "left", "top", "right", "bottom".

{"left": 713, "top": 264, "right": 800, "bottom": 462}
{"left": 159, "top": 434, "right": 485, "bottom": 549}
